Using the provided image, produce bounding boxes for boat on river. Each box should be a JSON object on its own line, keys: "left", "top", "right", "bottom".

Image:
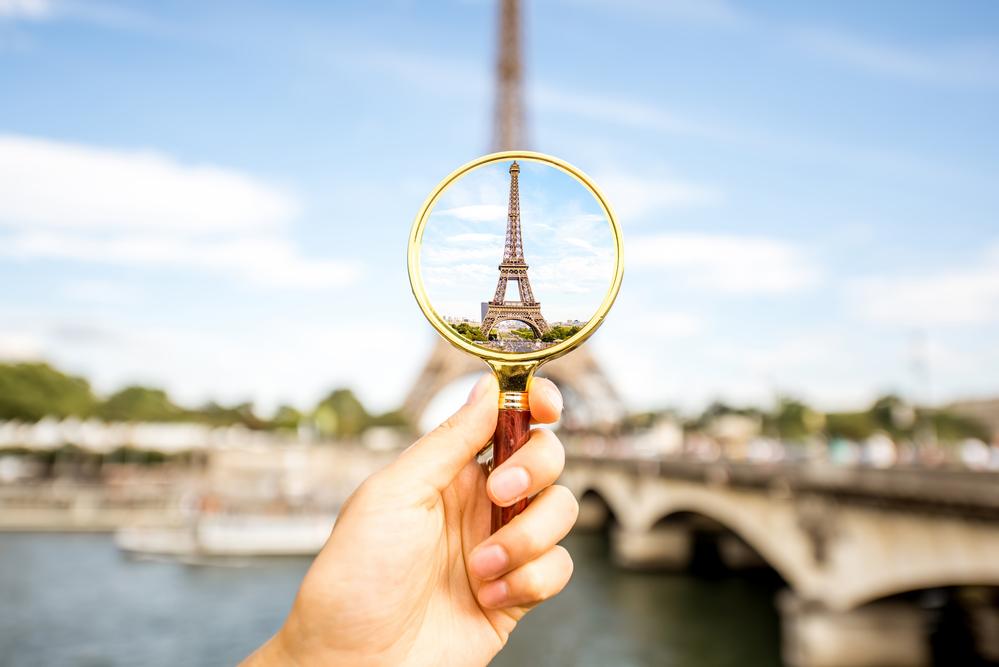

{"left": 115, "top": 512, "right": 336, "bottom": 558}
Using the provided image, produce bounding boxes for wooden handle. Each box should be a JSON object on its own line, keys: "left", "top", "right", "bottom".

{"left": 490, "top": 407, "right": 532, "bottom": 533}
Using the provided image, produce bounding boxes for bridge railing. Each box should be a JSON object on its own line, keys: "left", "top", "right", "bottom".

{"left": 564, "top": 452, "right": 999, "bottom": 517}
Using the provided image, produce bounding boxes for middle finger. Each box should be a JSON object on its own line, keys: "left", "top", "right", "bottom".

{"left": 468, "top": 484, "right": 578, "bottom": 581}
{"left": 487, "top": 427, "right": 565, "bottom": 507}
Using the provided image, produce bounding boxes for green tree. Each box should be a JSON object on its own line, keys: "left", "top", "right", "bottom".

{"left": 194, "top": 401, "right": 267, "bottom": 429}
{"left": 0, "top": 362, "right": 96, "bottom": 421}
{"left": 926, "top": 410, "right": 990, "bottom": 442}
{"left": 768, "top": 397, "right": 823, "bottom": 442}
{"left": 869, "top": 394, "right": 915, "bottom": 437}
{"left": 824, "top": 411, "right": 874, "bottom": 441}
{"left": 541, "top": 325, "right": 582, "bottom": 343}
{"left": 272, "top": 404, "right": 304, "bottom": 431}
{"left": 690, "top": 401, "right": 762, "bottom": 431}
{"left": 451, "top": 323, "right": 487, "bottom": 342}
{"left": 314, "top": 388, "right": 370, "bottom": 439}
{"left": 96, "top": 386, "right": 186, "bottom": 422}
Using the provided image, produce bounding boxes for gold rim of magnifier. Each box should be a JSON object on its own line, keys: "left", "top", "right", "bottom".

{"left": 408, "top": 150, "right": 624, "bottom": 366}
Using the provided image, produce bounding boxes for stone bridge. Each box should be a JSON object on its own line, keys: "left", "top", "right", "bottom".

{"left": 562, "top": 456, "right": 999, "bottom": 667}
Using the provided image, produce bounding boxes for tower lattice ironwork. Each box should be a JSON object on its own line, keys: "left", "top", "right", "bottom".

{"left": 401, "top": 0, "right": 624, "bottom": 429}
{"left": 479, "top": 161, "right": 550, "bottom": 337}
{"left": 492, "top": 0, "right": 525, "bottom": 151}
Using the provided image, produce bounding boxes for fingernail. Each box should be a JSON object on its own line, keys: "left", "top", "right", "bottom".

{"left": 466, "top": 374, "right": 492, "bottom": 405}
{"left": 489, "top": 466, "right": 530, "bottom": 503}
{"left": 478, "top": 580, "right": 510, "bottom": 608}
{"left": 469, "top": 543, "right": 509, "bottom": 579}
{"left": 540, "top": 381, "right": 563, "bottom": 415}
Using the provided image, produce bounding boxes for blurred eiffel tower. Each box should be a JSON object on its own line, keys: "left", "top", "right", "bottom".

{"left": 401, "top": 0, "right": 624, "bottom": 430}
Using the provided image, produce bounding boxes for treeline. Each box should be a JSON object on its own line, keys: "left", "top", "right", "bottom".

{"left": 3, "top": 362, "right": 989, "bottom": 444}
{"left": 0, "top": 362, "right": 406, "bottom": 438}
{"left": 625, "top": 395, "right": 991, "bottom": 443}
{"left": 512, "top": 325, "right": 583, "bottom": 343}
{"left": 452, "top": 322, "right": 583, "bottom": 343}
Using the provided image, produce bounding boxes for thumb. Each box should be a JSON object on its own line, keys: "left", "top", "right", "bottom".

{"left": 393, "top": 374, "right": 498, "bottom": 495}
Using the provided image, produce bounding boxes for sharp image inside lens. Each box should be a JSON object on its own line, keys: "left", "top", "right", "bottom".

{"left": 420, "top": 158, "right": 616, "bottom": 356}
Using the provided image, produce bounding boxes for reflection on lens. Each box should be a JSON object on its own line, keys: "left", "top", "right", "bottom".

{"left": 421, "top": 158, "right": 616, "bottom": 356}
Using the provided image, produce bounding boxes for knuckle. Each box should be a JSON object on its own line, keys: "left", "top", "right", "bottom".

{"left": 549, "top": 484, "right": 577, "bottom": 512}
{"left": 567, "top": 496, "right": 580, "bottom": 524}
{"left": 554, "top": 545, "right": 574, "bottom": 574}
{"left": 544, "top": 485, "right": 579, "bottom": 527}
{"left": 532, "top": 425, "right": 558, "bottom": 444}
{"left": 546, "top": 435, "right": 566, "bottom": 469}
{"left": 429, "top": 409, "right": 476, "bottom": 451}
{"left": 516, "top": 523, "right": 545, "bottom": 556}
{"left": 541, "top": 377, "right": 563, "bottom": 401}
{"left": 531, "top": 429, "right": 565, "bottom": 470}
{"left": 435, "top": 413, "right": 461, "bottom": 435}
{"left": 521, "top": 566, "right": 548, "bottom": 600}
{"left": 353, "top": 471, "right": 389, "bottom": 501}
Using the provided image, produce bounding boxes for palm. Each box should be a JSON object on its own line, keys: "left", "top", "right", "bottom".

{"left": 290, "top": 461, "right": 524, "bottom": 667}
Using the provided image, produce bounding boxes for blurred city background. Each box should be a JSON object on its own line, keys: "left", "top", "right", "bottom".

{"left": 2, "top": 1, "right": 998, "bottom": 666}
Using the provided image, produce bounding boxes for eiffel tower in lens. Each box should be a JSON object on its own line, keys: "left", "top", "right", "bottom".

{"left": 479, "top": 161, "right": 551, "bottom": 337}
{"left": 401, "top": 0, "right": 624, "bottom": 429}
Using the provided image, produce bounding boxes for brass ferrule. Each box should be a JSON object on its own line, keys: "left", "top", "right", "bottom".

{"left": 499, "top": 391, "right": 529, "bottom": 411}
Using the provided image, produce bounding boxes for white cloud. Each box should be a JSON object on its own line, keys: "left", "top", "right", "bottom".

{"left": 850, "top": 246, "right": 999, "bottom": 326}
{"left": 565, "top": 237, "right": 597, "bottom": 253}
{"left": 532, "top": 254, "right": 615, "bottom": 296}
{"left": 0, "top": 0, "right": 50, "bottom": 19}
{"left": 790, "top": 26, "right": 999, "bottom": 87}
{"left": 355, "top": 48, "right": 728, "bottom": 143}
{"left": 0, "top": 0, "right": 158, "bottom": 31}
{"left": 592, "top": 169, "right": 721, "bottom": 220}
{"left": 644, "top": 312, "right": 704, "bottom": 338}
{"left": 447, "top": 232, "right": 503, "bottom": 244}
{"left": 0, "top": 332, "right": 43, "bottom": 360}
{"left": 62, "top": 279, "right": 140, "bottom": 305}
{"left": 435, "top": 204, "right": 507, "bottom": 224}
{"left": 0, "top": 135, "right": 296, "bottom": 234}
{"left": 4, "top": 232, "right": 361, "bottom": 289}
{"left": 423, "top": 245, "right": 499, "bottom": 263}
{"left": 629, "top": 233, "right": 820, "bottom": 293}
{"left": 532, "top": 85, "right": 716, "bottom": 139}
{"left": 424, "top": 232, "right": 503, "bottom": 263}
{"left": 560, "top": 0, "right": 744, "bottom": 28}
{"left": 555, "top": 1, "right": 998, "bottom": 89}
{"left": 0, "top": 135, "right": 360, "bottom": 290}
{"left": 607, "top": 310, "right": 704, "bottom": 340}
{"left": 422, "top": 263, "right": 494, "bottom": 288}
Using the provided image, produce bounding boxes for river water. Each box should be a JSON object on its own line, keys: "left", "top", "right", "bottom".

{"left": 0, "top": 532, "right": 781, "bottom": 666}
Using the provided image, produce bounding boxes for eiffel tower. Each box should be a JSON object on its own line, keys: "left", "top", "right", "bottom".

{"left": 401, "top": 0, "right": 624, "bottom": 429}
{"left": 479, "top": 161, "right": 551, "bottom": 338}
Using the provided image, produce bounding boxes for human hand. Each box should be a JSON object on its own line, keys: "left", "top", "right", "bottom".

{"left": 243, "top": 374, "right": 577, "bottom": 667}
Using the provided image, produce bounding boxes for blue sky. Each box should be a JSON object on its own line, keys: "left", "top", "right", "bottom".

{"left": 1, "top": 0, "right": 997, "bottom": 415}
{"left": 421, "top": 159, "right": 615, "bottom": 326}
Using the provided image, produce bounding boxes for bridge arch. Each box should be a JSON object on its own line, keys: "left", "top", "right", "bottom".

{"left": 647, "top": 504, "right": 800, "bottom": 587}
{"left": 561, "top": 468, "right": 816, "bottom": 595}
{"left": 839, "top": 552, "right": 999, "bottom": 609}
{"left": 575, "top": 489, "right": 619, "bottom": 531}
{"left": 481, "top": 317, "right": 543, "bottom": 338}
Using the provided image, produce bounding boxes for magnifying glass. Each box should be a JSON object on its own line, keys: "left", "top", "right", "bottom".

{"left": 408, "top": 151, "right": 623, "bottom": 533}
